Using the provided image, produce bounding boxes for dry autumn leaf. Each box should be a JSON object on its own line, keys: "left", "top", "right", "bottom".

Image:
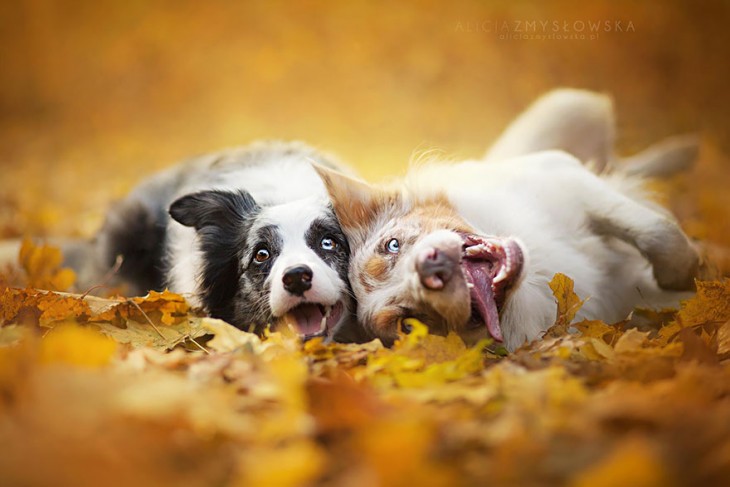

{"left": 550, "top": 272, "right": 586, "bottom": 329}
{"left": 39, "top": 323, "right": 117, "bottom": 367}
{"left": 0, "top": 249, "right": 729, "bottom": 486}
{"left": 17, "top": 238, "right": 76, "bottom": 291}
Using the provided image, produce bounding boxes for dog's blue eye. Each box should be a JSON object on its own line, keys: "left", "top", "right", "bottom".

{"left": 386, "top": 238, "right": 400, "bottom": 254}
{"left": 254, "top": 248, "right": 270, "bottom": 263}
{"left": 320, "top": 237, "right": 337, "bottom": 251}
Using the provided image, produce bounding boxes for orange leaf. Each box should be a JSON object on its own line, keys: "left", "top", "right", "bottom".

{"left": 17, "top": 239, "right": 76, "bottom": 291}
{"left": 676, "top": 280, "right": 730, "bottom": 328}
{"left": 131, "top": 290, "right": 191, "bottom": 325}
{"left": 36, "top": 292, "right": 91, "bottom": 326}
{"left": 550, "top": 273, "right": 585, "bottom": 327}
{"left": 569, "top": 437, "right": 670, "bottom": 487}
{"left": 39, "top": 324, "right": 117, "bottom": 367}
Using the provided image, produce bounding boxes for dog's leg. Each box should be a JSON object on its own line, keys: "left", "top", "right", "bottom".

{"left": 584, "top": 180, "right": 699, "bottom": 291}
{"left": 484, "top": 88, "right": 615, "bottom": 171}
{"left": 618, "top": 134, "right": 700, "bottom": 179}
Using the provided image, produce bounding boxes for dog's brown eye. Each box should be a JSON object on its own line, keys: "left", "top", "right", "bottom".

{"left": 254, "top": 248, "right": 270, "bottom": 263}
{"left": 320, "top": 237, "right": 337, "bottom": 251}
{"left": 385, "top": 238, "right": 400, "bottom": 254}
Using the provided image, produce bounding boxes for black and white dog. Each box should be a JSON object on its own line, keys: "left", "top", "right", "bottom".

{"left": 78, "top": 141, "right": 354, "bottom": 339}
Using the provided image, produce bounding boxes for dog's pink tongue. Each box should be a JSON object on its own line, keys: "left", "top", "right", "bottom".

{"left": 286, "top": 304, "right": 324, "bottom": 336}
{"left": 468, "top": 264, "right": 503, "bottom": 342}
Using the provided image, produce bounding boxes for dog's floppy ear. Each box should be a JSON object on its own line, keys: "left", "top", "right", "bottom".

{"left": 169, "top": 190, "right": 260, "bottom": 231}
{"left": 312, "top": 163, "right": 393, "bottom": 233}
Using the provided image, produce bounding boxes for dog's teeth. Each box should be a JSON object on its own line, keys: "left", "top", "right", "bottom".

{"left": 467, "top": 283, "right": 474, "bottom": 289}
{"left": 493, "top": 267, "right": 509, "bottom": 284}
{"left": 324, "top": 306, "right": 332, "bottom": 318}
{"left": 465, "top": 244, "right": 487, "bottom": 256}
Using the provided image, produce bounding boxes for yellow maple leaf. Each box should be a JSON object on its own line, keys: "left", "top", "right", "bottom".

{"left": 676, "top": 279, "right": 730, "bottom": 327}
{"left": 234, "top": 441, "right": 326, "bottom": 487}
{"left": 17, "top": 239, "right": 76, "bottom": 291}
{"left": 131, "top": 289, "right": 191, "bottom": 325}
{"left": 202, "top": 318, "right": 261, "bottom": 353}
{"left": 355, "top": 418, "right": 457, "bottom": 487}
{"left": 36, "top": 292, "right": 91, "bottom": 326}
{"left": 87, "top": 289, "right": 193, "bottom": 329}
{"left": 39, "top": 323, "right": 117, "bottom": 367}
{"left": 613, "top": 328, "right": 650, "bottom": 354}
{"left": 0, "top": 287, "right": 35, "bottom": 324}
{"left": 1, "top": 287, "right": 92, "bottom": 328}
{"left": 569, "top": 437, "right": 671, "bottom": 487}
{"left": 362, "top": 318, "right": 488, "bottom": 389}
{"left": 717, "top": 320, "right": 730, "bottom": 355}
{"left": 550, "top": 273, "right": 585, "bottom": 327}
{"left": 573, "top": 319, "right": 615, "bottom": 340}
{"left": 580, "top": 337, "right": 615, "bottom": 360}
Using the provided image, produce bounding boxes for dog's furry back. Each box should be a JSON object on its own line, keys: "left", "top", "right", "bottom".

{"left": 80, "top": 141, "right": 344, "bottom": 296}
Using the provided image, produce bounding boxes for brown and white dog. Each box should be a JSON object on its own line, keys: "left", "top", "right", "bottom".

{"left": 315, "top": 89, "right": 700, "bottom": 350}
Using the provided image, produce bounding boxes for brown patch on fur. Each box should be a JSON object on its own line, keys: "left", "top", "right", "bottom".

{"left": 371, "top": 306, "right": 401, "bottom": 343}
{"left": 317, "top": 168, "right": 480, "bottom": 343}
{"left": 358, "top": 273, "right": 374, "bottom": 293}
{"left": 361, "top": 192, "right": 477, "bottom": 340}
{"left": 364, "top": 255, "right": 389, "bottom": 282}
{"left": 404, "top": 193, "right": 476, "bottom": 235}
{"left": 313, "top": 164, "right": 392, "bottom": 231}
{"left": 335, "top": 193, "right": 380, "bottom": 231}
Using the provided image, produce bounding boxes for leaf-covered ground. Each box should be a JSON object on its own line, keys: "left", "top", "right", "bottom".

{"left": 1, "top": 242, "right": 729, "bottom": 487}
{"left": 1, "top": 2, "right": 729, "bottom": 486}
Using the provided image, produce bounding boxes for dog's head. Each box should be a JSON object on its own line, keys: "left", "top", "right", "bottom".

{"left": 169, "top": 190, "right": 352, "bottom": 339}
{"left": 314, "top": 165, "right": 526, "bottom": 347}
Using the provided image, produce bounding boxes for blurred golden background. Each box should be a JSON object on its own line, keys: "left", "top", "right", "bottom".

{"left": 0, "top": 0, "right": 728, "bottom": 251}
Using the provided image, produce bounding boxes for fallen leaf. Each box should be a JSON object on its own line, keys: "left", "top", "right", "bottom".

{"left": 18, "top": 239, "right": 75, "bottom": 291}
{"left": 718, "top": 320, "right": 730, "bottom": 355}
{"left": 39, "top": 323, "right": 117, "bottom": 367}
{"left": 569, "top": 437, "right": 671, "bottom": 487}
{"left": 549, "top": 273, "right": 586, "bottom": 333}
{"left": 614, "top": 328, "right": 650, "bottom": 354}
{"left": 235, "top": 441, "right": 326, "bottom": 487}
{"left": 676, "top": 280, "right": 730, "bottom": 328}
{"left": 201, "top": 318, "right": 261, "bottom": 353}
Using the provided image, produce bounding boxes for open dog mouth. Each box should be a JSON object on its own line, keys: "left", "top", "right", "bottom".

{"left": 460, "top": 234, "right": 524, "bottom": 342}
{"left": 280, "top": 301, "right": 345, "bottom": 340}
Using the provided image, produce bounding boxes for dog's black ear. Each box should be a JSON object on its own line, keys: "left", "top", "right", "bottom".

{"left": 169, "top": 190, "right": 260, "bottom": 230}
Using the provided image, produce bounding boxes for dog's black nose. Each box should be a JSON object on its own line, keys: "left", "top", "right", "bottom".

{"left": 416, "top": 248, "right": 456, "bottom": 290}
{"left": 282, "top": 265, "right": 313, "bottom": 296}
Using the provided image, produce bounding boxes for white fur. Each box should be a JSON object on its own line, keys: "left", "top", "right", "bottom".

{"left": 314, "top": 89, "right": 699, "bottom": 350}
{"left": 405, "top": 151, "right": 696, "bottom": 350}
{"left": 164, "top": 144, "right": 340, "bottom": 310}
{"left": 258, "top": 199, "right": 346, "bottom": 317}
{"left": 484, "top": 88, "right": 615, "bottom": 170}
